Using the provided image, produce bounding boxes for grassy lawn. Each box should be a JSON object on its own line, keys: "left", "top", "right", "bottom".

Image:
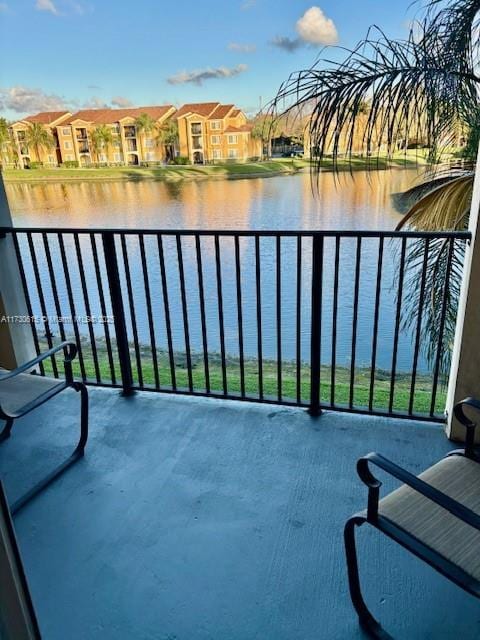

{"left": 1, "top": 154, "right": 425, "bottom": 183}
{"left": 41, "top": 340, "right": 446, "bottom": 417}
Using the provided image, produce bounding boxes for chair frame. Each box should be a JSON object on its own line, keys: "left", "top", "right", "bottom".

{"left": 0, "top": 341, "right": 88, "bottom": 515}
{"left": 344, "top": 397, "right": 480, "bottom": 639}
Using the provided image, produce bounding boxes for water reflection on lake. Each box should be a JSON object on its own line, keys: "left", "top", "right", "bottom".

{"left": 6, "top": 170, "right": 431, "bottom": 374}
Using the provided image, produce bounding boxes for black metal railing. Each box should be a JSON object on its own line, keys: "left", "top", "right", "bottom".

{"left": 0, "top": 227, "right": 470, "bottom": 421}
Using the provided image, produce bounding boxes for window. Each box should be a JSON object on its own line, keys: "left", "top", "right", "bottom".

{"left": 64, "top": 141, "right": 72, "bottom": 150}
{"left": 145, "top": 138, "right": 154, "bottom": 148}
{"left": 48, "top": 155, "right": 54, "bottom": 163}
{"left": 114, "top": 153, "right": 122, "bottom": 162}
{"left": 17, "top": 131, "right": 26, "bottom": 141}
{"left": 213, "top": 149, "right": 222, "bottom": 159}
{"left": 228, "top": 149, "right": 237, "bottom": 159}
{"left": 146, "top": 152, "right": 155, "bottom": 161}
{"left": 113, "top": 139, "right": 121, "bottom": 147}
{"left": 191, "top": 122, "right": 202, "bottom": 135}
{"left": 66, "top": 154, "right": 74, "bottom": 161}
{"left": 62, "top": 128, "right": 70, "bottom": 136}
{"left": 211, "top": 135, "right": 220, "bottom": 145}
{"left": 227, "top": 135, "right": 238, "bottom": 144}
{"left": 210, "top": 121, "right": 221, "bottom": 130}
{"left": 99, "top": 153, "right": 107, "bottom": 162}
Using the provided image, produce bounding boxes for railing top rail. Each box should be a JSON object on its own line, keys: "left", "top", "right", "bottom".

{"left": 0, "top": 227, "right": 472, "bottom": 240}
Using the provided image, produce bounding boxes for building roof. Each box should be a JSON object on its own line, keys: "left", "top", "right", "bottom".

{"left": 174, "top": 102, "right": 220, "bottom": 119}
{"left": 224, "top": 124, "right": 253, "bottom": 133}
{"left": 230, "top": 109, "right": 241, "bottom": 118}
{"left": 208, "top": 104, "right": 235, "bottom": 120}
{"left": 24, "top": 111, "right": 71, "bottom": 125}
{"left": 65, "top": 105, "right": 174, "bottom": 125}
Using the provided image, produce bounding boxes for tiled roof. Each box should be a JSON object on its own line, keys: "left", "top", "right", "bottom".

{"left": 24, "top": 111, "right": 71, "bottom": 125}
{"left": 224, "top": 124, "right": 252, "bottom": 133}
{"left": 230, "top": 109, "right": 241, "bottom": 117}
{"left": 66, "top": 105, "right": 174, "bottom": 125}
{"left": 174, "top": 102, "right": 220, "bottom": 119}
{"left": 208, "top": 104, "right": 234, "bottom": 120}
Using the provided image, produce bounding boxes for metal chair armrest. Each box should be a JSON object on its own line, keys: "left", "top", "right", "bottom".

{"left": 454, "top": 397, "right": 480, "bottom": 459}
{"left": 357, "top": 452, "right": 480, "bottom": 531}
{"left": 0, "top": 341, "right": 78, "bottom": 384}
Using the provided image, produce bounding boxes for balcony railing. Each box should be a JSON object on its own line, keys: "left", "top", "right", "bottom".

{"left": 0, "top": 227, "right": 470, "bottom": 421}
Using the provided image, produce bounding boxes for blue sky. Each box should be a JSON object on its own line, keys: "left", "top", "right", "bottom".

{"left": 0, "top": 0, "right": 415, "bottom": 120}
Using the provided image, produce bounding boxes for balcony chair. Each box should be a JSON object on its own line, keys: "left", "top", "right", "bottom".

{"left": 344, "top": 397, "right": 480, "bottom": 639}
{"left": 0, "top": 341, "right": 88, "bottom": 515}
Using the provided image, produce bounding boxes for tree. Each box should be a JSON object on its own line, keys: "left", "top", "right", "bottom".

{"left": 270, "top": 0, "right": 480, "bottom": 375}
{"left": 156, "top": 119, "right": 178, "bottom": 162}
{"left": 90, "top": 125, "right": 114, "bottom": 166}
{"left": 25, "top": 122, "right": 54, "bottom": 164}
{"left": 0, "top": 118, "right": 9, "bottom": 167}
{"left": 134, "top": 113, "right": 156, "bottom": 163}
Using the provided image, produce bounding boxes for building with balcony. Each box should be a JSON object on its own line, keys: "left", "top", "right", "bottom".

{"left": 9, "top": 111, "right": 72, "bottom": 168}
{"left": 58, "top": 105, "right": 176, "bottom": 166}
{"left": 175, "top": 102, "right": 261, "bottom": 163}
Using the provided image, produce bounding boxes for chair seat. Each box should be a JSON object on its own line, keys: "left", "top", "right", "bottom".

{"left": 0, "top": 369, "right": 64, "bottom": 415}
{"left": 379, "top": 455, "right": 480, "bottom": 581}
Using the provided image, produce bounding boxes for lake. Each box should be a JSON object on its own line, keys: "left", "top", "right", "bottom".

{"left": 5, "top": 169, "right": 437, "bottom": 376}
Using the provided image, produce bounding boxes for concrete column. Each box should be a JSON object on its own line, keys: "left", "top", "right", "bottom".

{"left": 446, "top": 148, "right": 480, "bottom": 440}
{"left": 0, "top": 173, "right": 36, "bottom": 369}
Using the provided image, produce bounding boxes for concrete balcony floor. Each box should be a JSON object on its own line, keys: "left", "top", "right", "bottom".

{"left": 1, "top": 387, "right": 479, "bottom": 640}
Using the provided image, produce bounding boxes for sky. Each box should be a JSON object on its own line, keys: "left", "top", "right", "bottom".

{"left": 0, "top": 0, "right": 416, "bottom": 121}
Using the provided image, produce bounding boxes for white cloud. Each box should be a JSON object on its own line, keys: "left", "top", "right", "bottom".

{"left": 111, "top": 96, "right": 134, "bottom": 108}
{"left": 296, "top": 6, "right": 338, "bottom": 46}
{"left": 82, "top": 96, "right": 110, "bottom": 109}
{"left": 0, "top": 86, "right": 68, "bottom": 114}
{"left": 0, "top": 3, "right": 9, "bottom": 12}
{"left": 35, "top": 0, "right": 59, "bottom": 15}
{"left": 167, "top": 64, "right": 248, "bottom": 86}
{"left": 241, "top": 0, "right": 255, "bottom": 9}
{"left": 228, "top": 42, "right": 256, "bottom": 53}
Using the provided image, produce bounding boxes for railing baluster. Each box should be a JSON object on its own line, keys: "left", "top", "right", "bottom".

{"left": 276, "top": 235, "right": 282, "bottom": 402}
{"left": 11, "top": 233, "right": 44, "bottom": 374}
{"left": 26, "top": 232, "right": 58, "bottom": 377}
{"left": 430, "top": 238, "right": 455, "bottom": 417}
{"left": 42, "top": 233, "right": 66, "bottom": 344}
{"left": 349, "top": 237, "right": 362, "bottom": 409}
{"left": 331, "top": 237, "right": 340, "bottom": 407}
{"left": 309, "top": 233, "right": 323, "bottom": 416}
{"left": 74, "top": 234, "right": 101, "bottom": 384}
{"left": 176, "top": 234, "right": 193, "bottom": 392}
{"left": 389, "top": 237, "right": 407, "bottom": 414}
{"left": 234, "top": 235, "right": 245, "bottom": 398}
{"left": 157, "top": 235, "right": 176, "bottom": 391}
{"left": 255, "top": 236, "right": 263, "bottom": 400}
{"left": 195, "top": 234, "right": 210, "bottom": 394}
{"left": 409, "top": 238, "right": 430, "bottom": 415}
{"left": 58, "top": 233, "right": 86, "bottom": 381}
{"left": 90, "top": 234, "right": 116, "bottom": 385}
{"left": 139, "top": 235, "right": 160, "bottom": 389}
{"left": 296, "top": 236, "right": 302, "bottom": 405}
{"left": 120, "top": 234, "right": 143, "bottom": 388}
{"left": 102, "top": 232, "right": 134, "bottom": 395}
{"left": 368, "top": 237, "right": 384, "bottom": 412}
{"left": 214, "top": 234, "right": 227, "bottom": 396}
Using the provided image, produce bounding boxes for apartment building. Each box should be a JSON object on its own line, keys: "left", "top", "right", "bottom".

{"left": 175, "top": 103, "right": 261, "bottom": 163}
{"left": 10, "top": 111, "right": 72, "bottom": 168}
{"left": 58, "top": 105, "right": 176, "bottom": 166}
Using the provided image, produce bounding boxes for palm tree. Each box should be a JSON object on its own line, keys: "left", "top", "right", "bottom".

{"left": 156, "top": 119, "right": 178, "bottom": 162}
{"left": 134, "top": 113, "right": 157, "bottom": 164}
{"left": 25, "top": 122, "right": 54, "bottom": 164}
{"left": 269, "top": 0, "right": 480, "bottom": 375}
{"left": 0, "top": 118, "right": 9, "bottom": 167}
{"left": 90, "top": 125, "right": 114, "bottom": 166}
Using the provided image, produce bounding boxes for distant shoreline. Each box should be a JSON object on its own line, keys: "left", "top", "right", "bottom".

{"left": 2, "top": 156, "right": 422, "bottom": 184}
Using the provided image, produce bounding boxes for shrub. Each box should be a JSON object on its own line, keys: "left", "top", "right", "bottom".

{"left": 62, "top": 160, "right": 79, "bottom": 168}
{"left": 28, "top": 161, "right": 43, "bottom": 169}
{"left": 173, "top": 156, "right": 189, "bottom": 165}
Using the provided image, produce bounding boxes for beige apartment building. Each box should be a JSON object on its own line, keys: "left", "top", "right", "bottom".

{"left": 7, "top": 102, "right": 260, "bottom": 168}
{"left": 175, "top": 103, "right": 261, "bottom": 163}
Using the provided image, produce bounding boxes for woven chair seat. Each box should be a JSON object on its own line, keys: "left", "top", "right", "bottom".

{"left": 379, "top": 455, "right": 480, "bottom": 581}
